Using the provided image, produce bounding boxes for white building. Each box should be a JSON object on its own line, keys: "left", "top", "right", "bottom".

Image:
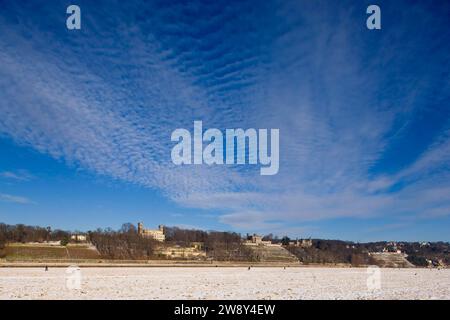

{"left": 70, "top": 234, "right": 87, "bottom": 242}
{"left": 137, "top": 223, "right": 165, "bottom": 242}
{"left": 243, "top": 234, "right": 272, "bottom": 246}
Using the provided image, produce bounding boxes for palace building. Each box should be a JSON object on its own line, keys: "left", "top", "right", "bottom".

{"left": 137, "top": 222, "right": 165, "bottom": 242}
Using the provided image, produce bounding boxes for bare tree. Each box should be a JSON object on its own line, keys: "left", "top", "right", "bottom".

{"left": 120, "top": 223, "right": 137, "bottom": 235}
{"left": 89, "top": 226, "right": 157, "bottom": 260}
{"left": 0, "top": 225, "right": 6, "bottom": 258}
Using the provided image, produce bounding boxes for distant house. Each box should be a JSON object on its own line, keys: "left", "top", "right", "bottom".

{"left": 155, "top": 243, "right": 206, "bottom": 259}
{"left": 243, "top": 234, "right": 272, "bottom": 246}
{"left": 191, "top": 242, "right": 204, "bottom": 250}
{"left": 290, "top": 238, "right": 313, "bottom": 248}
{"left": 382, "top": 242, "right": 402, "bottom": 253}
{"left": 137, "top": 222, "right": 165, "bottom": 242}
{"left": 70, "top": 234, "right": 87, "bottom": 242}
{"left": 420, "top": 242, "right": 430, "bottom": 247}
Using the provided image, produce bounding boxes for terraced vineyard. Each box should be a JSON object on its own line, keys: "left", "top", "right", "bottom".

{"left": 4, "top": 243, "right": 101, "bottom": 260}
{"left": 369, "top": 253, "right": 415, "bottom": 268}
{"left": 247, "top": 245, "right": 299, "bottom": 262}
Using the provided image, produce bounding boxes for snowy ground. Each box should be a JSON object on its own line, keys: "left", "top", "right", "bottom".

{"left": 0, "top": 267, "right": 449, "bottom": 300}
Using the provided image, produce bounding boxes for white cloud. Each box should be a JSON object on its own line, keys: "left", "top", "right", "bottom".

{"left": 0, "top": 1, "right": 449, "bottom": 234}
{"left": 0, "top": 170, "right": 34, "bottom": 181}
{"left": 0, "top": 193, "right": 34, "bottom": 204}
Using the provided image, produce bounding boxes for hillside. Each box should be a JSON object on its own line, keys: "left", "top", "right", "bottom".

{"left": 369, "top": 253, "right": 415, "bottom": 268}
{"left": 247, "top": 245, "right": 299, "bottom": 263}
{"left": 4, "top": 243, "right": 101, "bottom": 260}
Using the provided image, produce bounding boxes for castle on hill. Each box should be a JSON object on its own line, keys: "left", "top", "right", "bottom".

{"left": 137, "top": 222, "right": 165, "bottom": 242}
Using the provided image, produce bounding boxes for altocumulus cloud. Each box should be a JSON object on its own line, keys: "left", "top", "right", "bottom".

{"left": 0, "top": 0, "right": 449, "bottom": 232}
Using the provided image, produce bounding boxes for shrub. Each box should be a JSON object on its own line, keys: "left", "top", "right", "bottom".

{"left": 406, "top": 255, "right": 428, "bottom": 267}
{"left": 0, "top": 241, "right": 5, "bottom": 259}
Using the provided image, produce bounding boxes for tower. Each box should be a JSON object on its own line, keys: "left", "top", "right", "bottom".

{"left": 138, "top": 222, "right": 143, "bottom": 235}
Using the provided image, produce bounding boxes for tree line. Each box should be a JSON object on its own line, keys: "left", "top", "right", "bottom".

{"left": 88, "top": 224, "right": 255, "bottom": 261}
{"left": 1, "top": 222, "right": 448, "bottom": 264}
{"left": 285, "top": 239, "right": 450, "bottom": 266}
{"left": 164, "top": 226, "right": 254, "bottom": 261}
{"left": 285, "top": 239, "right": 372, "bottom": 265}
{"left": 0, "top": 223, "right": 74, "bottom": 258}
{"left": 0, "top": 225, "right": 5, "bottom": 258}
{"left": 0, "top": 223, "right": 71, "bottom": 244}
{"left": 88, "top": 224, "right": 158, "bottom": 260}
{"left": 0, "top": 223, "right": 255, "bottom": 261}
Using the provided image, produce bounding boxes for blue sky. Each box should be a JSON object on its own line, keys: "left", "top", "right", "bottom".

{"left": 0, "top": 0, "right": 449, "bottom": 241}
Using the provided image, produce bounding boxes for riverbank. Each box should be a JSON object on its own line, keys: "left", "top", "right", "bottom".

{"left": 1, "top": 267, "right": 449, "bottom": 299}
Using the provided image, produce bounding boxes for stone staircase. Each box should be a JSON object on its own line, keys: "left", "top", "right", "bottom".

{"left": 248, "top": 245, "right": 299, "bottom": 263}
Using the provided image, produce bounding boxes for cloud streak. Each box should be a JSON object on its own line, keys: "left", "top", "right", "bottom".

{"left": 0, "top": 193, "right": 34, "bottom": 205}
{"left": 0, "top": 171, "right": 34, "bottom": 182}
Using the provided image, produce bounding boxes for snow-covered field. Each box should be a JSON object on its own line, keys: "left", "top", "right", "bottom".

{"left": 0, "top": 267, "right": 449, "bottom": 300}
